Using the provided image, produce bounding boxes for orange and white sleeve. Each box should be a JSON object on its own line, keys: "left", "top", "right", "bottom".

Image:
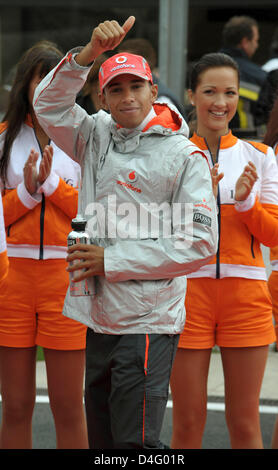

{"left": 0, "top": 191, "right": 9, "bottom": 282}
{"left": 37, "top": 173, "right": 79, "bottom": 220}
{"left": 234, "top": 146, "right": 278, "bottom": 247}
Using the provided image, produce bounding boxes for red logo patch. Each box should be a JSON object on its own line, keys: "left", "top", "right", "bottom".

{"left": 128, "top": 171, "right": 137, "bottom": 183}
{"left": 128, "top": 171, "right": 136, "bottom": 181}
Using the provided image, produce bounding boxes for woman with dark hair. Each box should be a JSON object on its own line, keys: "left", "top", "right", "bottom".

{"left": 170, "top": 52, "right": 278, "bottom": 449}
{"left": 263, "top": 98, "right": 278, "bottom": 448}
{"left": 0, "top": 42, "right": 88, "bottom": 449}
{"left": 263, "top": 104, "right": 278, "bottom": 347}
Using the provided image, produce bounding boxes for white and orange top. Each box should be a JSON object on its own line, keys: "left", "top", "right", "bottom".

{"left": 0, "top": 191, "right": 8, "bottom": 281}
{"left": 0, "top": 116, "right": 80, "bottom": 260}
{"left": 188, "top": 131, "right": 278, "bottom": 280}
{"left": 269, "top": 143, "right": 278, "bottom": 271}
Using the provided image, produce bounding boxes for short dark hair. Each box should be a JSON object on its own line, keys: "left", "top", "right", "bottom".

{"left": 222, "top": 16, "right": 258, "bottom": 48}
{"left": 189, "top": 52, "right": 240, "bottom": 92}
{"left": 117, "top": 38, "right": 157, "bottom": 70}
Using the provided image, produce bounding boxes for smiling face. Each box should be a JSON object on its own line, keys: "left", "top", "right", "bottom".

{"left": 101, "top": 74, "right": 158, "bottom": 129}
{"left": 188, "top": 66, "right": 239, "bottom": 138}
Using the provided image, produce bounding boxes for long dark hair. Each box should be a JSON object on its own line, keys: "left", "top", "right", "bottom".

{"left": 0, "top": 41, "right": 63, "bottom": 186}
{"left": 263, "top": 96, "right": 278, "bottom": 148}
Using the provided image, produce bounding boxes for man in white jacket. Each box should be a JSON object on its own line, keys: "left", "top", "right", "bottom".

{"left": 34, "top": 16, "right": 218, "bottom": 449}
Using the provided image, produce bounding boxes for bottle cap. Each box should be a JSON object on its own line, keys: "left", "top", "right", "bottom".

{"left": 71, "top": 214, "right": 87, "bottom": 231}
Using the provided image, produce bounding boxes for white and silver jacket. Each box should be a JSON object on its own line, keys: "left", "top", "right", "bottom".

{"left": 33, "top": 49, "right": 218, "bottom": 335}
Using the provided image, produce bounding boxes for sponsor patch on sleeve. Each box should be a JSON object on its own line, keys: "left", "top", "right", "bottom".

{"left": 193, "top": 212, "right": 212, "bottom": 227}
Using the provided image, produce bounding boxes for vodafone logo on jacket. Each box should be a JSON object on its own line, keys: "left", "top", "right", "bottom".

{"left": 116, "top": 170, "right": 141, "bottom": 193}
{"left": 127, "top": 170, "right": 137, "bottom": 183}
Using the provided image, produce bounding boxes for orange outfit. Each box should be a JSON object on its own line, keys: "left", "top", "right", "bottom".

{"left": 268, "top": 143, "right": 278, "bottom": 346}
{"left": 179, "top": 132, "right": 278, "bottom": 349}
{"left": 0, "top": 258, "right": 85, "bottom": 349}
{"left": 0, "top": 250, "right": 8, "bottom": 282}
{"left": 268, "top": 271, "right": 278, "bottom": 347}
{"left": 179, "top": 277, "right": 273, "bottom": 348}
{"left": 0, "top": 118, "right": 86, "bottom": 349}
{"left": 0, "top": 191, "right": 8, "bottom": 282}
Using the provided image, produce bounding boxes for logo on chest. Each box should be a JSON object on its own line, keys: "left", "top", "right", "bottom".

{"left": 127, "top": 170, "right": 138, "bottom": 183}
{"left": 117, "top": 170, "right": 141, "bottom": 193}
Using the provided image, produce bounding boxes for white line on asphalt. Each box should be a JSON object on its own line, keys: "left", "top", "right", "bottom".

{"left": 35, "top": 396, "right": 50, "bottom": 403}
{"left": 166, "top": 400, "right": 278, "bottom": 415}
{"left": 1, "top": 396, "right": 278, "bottom": 414}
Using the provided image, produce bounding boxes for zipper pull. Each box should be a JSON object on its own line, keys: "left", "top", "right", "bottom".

{"left": 99, "top": 154, "right": 105, "bottom": 169}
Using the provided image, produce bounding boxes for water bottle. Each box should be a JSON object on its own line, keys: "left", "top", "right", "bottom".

{"left": 67, "top": 214, "right": 96, "bottom": 296}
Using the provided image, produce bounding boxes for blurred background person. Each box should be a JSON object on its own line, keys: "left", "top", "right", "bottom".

{"left": 117, "top": 37, "right": 186, "bottom": 118}
{"left": 76, "top": 53, "right": 108, "bottom": 114}
{"left": 220, "top": 16, "right": 266, "bottom": 132}
{"left": 255, "top": 27, "right": 278, "bottom": 128}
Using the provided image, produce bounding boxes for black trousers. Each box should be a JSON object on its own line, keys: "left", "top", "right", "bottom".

{"left": 84, "top": 329, "right": 179, "bottom": 449}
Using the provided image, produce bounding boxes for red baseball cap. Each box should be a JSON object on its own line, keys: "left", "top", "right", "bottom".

{"left": 99, "top": 52, "right": 153, "bottom": 93}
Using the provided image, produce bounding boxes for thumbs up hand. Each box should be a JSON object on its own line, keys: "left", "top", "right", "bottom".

{"left": 76, "top": 16, "right": 136, "bottom": 66}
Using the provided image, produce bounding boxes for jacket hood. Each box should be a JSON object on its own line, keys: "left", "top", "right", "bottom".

{"left": 143, "top": 102, "right": 187, "bottom": 134}
{"left": 111, "top": 102, "right": 189, "bottom": 151}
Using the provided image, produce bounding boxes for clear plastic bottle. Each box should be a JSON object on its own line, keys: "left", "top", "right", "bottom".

{"left": 67, "top": 214, "right": 96, "bottom": 296}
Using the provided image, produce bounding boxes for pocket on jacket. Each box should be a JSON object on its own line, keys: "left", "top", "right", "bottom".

{"left": 101, "top": 279, "right": 145, "bottom": 317}
{"left": 141, "top": 280, "right": 158, "bottom": 314}
{"left": 156, "top": 278, "right": 174, "bottom": 305}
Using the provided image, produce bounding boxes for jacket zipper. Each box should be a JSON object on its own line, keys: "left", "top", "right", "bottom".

{"left": 216, "top": 187, "right": 221, "bottom": 279}
{"left": 39, "top": 193, "right": 45, "bottom": 259}
{"left": 250, "top": 234, "right": 255, "bottom": 258}
{"left": 205, "top": 137, "right": 221, "bottom": 279}
{"left": 2, "top": 189, "right": 12, "bottom": 238}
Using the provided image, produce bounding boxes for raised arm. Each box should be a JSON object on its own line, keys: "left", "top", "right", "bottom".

{"left": 33, "top": 17, "right": 136, "bottom": 164}
{"left": 75, "top": 16, "right": 135, "bottom": 66}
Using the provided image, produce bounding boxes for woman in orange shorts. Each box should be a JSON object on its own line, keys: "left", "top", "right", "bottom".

{"left": 170, "top": 52, "right": 278, "bottom": 449}
{"left": 263, "top": 97, "right": 278, "bottom": 448}
{"left": 263, "top": 97, "right": 278, "bottom": 353}
{"left": 0, "top": 43, "right": 88, "bottom": 448}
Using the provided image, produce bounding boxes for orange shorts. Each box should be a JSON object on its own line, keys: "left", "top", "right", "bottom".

{"left": 268, "top": 271, "right": 278, "bottom": 318}
{"left": 178, "top": 277, "right": 275, "bottom": 349}
{"left": 0, "top": 257, "right": 87, "bottom": 350}
{"left": 268, "top": 270, "right": 278, "bottom": 339}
